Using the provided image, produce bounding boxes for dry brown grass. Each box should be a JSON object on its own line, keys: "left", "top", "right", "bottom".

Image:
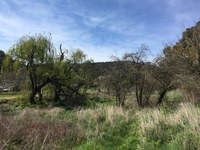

{"left": 1, "top": 100, "right": 200, "bottom": 149}
{"left": 0, "top": 108, "right": 84, "bottom": 150}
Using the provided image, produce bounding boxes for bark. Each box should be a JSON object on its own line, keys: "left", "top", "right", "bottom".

{"left": 29, "top": 74, "right": 50, "bottom": 104}
{"left": 145, "top": 86, "right": 154, "bottom": 106}
{"left": 121, "top": 98, "right": 125, "bottom": 107}
{"left": 53, "top": 88, "right": 60, "bottom": 102}
{"left": 157, "top": 89, "right": 167, "bottom": 105}
{"left": 38, "top": 91, "right": 43, "bottom": 102}
{"left": 30, "top": 90, "right": 37, "bottom": 104}
{"left": 29, "top": 72, "right": 36, "bottom": 104}
{"left": 135, "top": 84, "right": 140, "bottom": 107}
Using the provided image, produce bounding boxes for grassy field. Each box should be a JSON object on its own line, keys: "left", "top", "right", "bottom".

{"left": 0, "top": 92, "right": 200, "bottom": 149}
{"left": 0, "top": 92, "right": 21, "bottom": 100}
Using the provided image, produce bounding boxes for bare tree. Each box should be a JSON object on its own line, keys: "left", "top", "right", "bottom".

{"left": 103, "top": 60, "right": 132, "bottom": 107}
{"left": 123, "top": 45, "right": 155, "bottom": 107}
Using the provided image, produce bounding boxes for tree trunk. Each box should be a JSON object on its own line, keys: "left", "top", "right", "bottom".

{"left": 53, "top": 89, "right": 60, "bottom": 102}
{"left": 30, "top": 90, "right": 37, "bottom": 104}
{"left": 135, "top": 84, "right": 140, "bottom": 107}
{"left": 38, "top": 91, "right": 43, "bottom": 102}
{"left": 121, "top": 99, "right": 125, "bottom": 107}
{"left": 29, "top": 72, "right": 36, "bottom": 104}
{"left": 145, "top": 86, "right": 154, "bottom": 106}
{"left": 157, "top": 89, "right": 167, "bottom": 105}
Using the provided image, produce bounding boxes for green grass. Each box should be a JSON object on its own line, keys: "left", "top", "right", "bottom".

{"left": 1, "top": 102, "right": 200, "bottom": 149}
{"left": 166, "top": 90, "right": 183, "bottom": 102}
{"left": 0, "top": 92, "right": 21, "bottom": 100}
{"left": 1, "top": 90, "right": 200, "bottom": 149}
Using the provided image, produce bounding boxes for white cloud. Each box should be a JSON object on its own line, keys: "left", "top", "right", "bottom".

{"left": 0, "top": 0, "right": 200, "bottom": 61}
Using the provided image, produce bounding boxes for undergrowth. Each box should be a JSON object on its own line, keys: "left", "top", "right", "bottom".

{"left": 1, "top": 101, "right": 200, "bottom": 149}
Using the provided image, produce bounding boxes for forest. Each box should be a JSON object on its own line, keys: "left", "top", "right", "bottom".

{"left": 1, "top": 21, "right": 200, "bottom": 149}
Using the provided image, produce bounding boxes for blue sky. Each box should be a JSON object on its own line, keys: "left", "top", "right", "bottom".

{"left": 0, "top": 0, "right": 200, "bottom": 62}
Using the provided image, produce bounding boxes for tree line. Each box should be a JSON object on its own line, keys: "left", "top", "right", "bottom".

{"left": 1, "top": 21, "right": 200, "bottom": 108}
{"left": 102, "top": 22, "right": 200, "bottom": 107}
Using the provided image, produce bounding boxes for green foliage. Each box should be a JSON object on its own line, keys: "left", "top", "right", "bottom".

{"left": 71, "top": 48, "right": 87, "bottom": 64}
{"left": 98, "top": 121, "right": 139, "bottom": 149}
{"left": 142, "top": 128, "right": 200, "bottom": 150}
{"left": 86, "top": 97, "right": 113, "bottom": 107}
{"left": 7, "top": 34, "right": 55, "bottom": 103}
{"left": 9, "top": 34, "right": 55, "bottom": 64}
{"left": 4, "top": 33, "right": 92, "bottom": 107}
{"left": 158, "top": 90, "right": 184, "bottom": 114}
{"left": 143, "top": 122, "right": 184, "bottom": 148}
{"left": 1, "top": 95, "right": 200, "bottom": 150}
{"left": 1, "top": 54, "right": 13, "bottom": 72}
{"left": 50, "top": 53, "right": 93, "bottom": 108}
{"left": 15, "top": 93, "right": 31, "bottom": 109}
{"left": 166, "top": 90, "right": 183, "bottom": 102}
{"left": 69, "top": 106, "right": 140, "bottom": 150}
{"left": 169, "top": 131, "right": 200, "bottom": 150}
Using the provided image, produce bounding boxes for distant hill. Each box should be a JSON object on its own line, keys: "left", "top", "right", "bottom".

{"left": 90, "top": 61, "right": 153, "bottom": 79}
{"left": 90, "top": 61, "right": 117, "bottom": 78}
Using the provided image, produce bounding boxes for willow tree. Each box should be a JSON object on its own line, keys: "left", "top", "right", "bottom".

{"left": 9, "top": 34, "right": 55, "bottom": 104}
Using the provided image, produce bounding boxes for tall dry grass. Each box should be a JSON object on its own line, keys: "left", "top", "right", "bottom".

{"left": 137, "top": 103, "right": 200, "bottom": 134}
{"left": 0, "top": 105, "right": 135, "bottom": 149}
{"left": 76, "top": 106, "right": 129, "bottom": 126}
{"left": 137, "top": 102, "right": 200, "bottom": 149}
{"left": 1, "top": 102, "right": 200, "bottom": 149}
{"left": 0, "top": 107, "right": 84, "bottom": 150}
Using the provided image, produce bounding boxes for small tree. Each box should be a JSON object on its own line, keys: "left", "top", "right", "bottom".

{"left": 153, "top": 55, "right": 175, "bottom": 105}
{"left": 50, "top": 48, "right": 93, "bottom": 107}
{"left": 1, "top": 54, "right": 26, "bottom": 91}
{"left": 123, "top": 45, "right": 156, "bottom": 107}
{"left": 1, "top": 55, "right": 16, "bottom": 89}
{"left": 103, "top": 60, "right": 132, "bottom": 107}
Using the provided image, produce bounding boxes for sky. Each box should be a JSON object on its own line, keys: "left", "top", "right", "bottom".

{"left": 0, "top": 0, "right": 200, "bottom": 62}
